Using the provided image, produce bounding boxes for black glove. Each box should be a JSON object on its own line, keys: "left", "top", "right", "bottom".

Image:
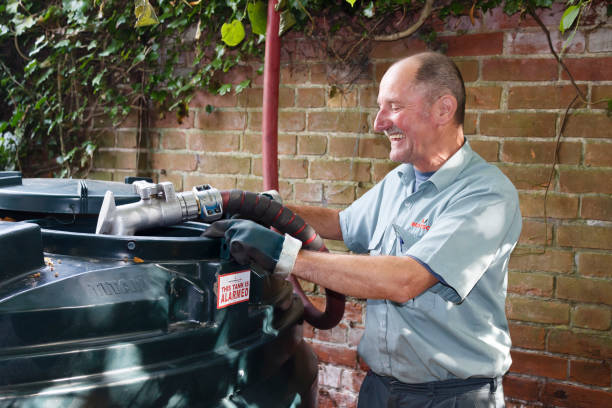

{"left": 203, "top": 219, "right": 301, "bottom": 277}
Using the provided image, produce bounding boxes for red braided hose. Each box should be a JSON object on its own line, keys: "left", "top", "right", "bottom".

{"left": 220, "top": 190, "right": 345, "bottom": 330}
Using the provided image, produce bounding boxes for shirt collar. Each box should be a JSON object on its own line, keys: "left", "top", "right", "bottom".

{"left": 396, "top": 140, "right": 474, "bottom": 191}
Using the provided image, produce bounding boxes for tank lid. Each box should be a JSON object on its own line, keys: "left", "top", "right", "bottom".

{"left": 0, "top": 172, "right": 140, "bottom": 215}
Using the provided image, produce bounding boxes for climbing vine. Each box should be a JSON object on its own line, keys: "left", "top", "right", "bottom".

{"left": 0, "top": 0, "right": 607, "bottom": 176}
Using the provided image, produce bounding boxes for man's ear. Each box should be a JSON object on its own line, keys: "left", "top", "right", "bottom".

{"left": 433, "top": 95, "right": 457, "bottom": 126}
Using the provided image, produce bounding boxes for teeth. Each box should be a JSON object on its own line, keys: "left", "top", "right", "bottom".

{"left": 384, "top": 129, "right": 403, "bottom": 140}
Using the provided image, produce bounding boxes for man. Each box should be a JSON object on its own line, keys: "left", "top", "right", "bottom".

{"left": 207, "top": 52, "right": 522, "bottom": 406}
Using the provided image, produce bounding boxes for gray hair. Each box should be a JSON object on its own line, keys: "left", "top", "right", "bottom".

{"left": 412, "top": 52, "right": 466, "bottom": 126}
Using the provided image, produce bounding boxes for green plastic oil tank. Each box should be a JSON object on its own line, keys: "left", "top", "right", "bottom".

{"left": 0, "top": 172, "right": 318, "bottom": 407}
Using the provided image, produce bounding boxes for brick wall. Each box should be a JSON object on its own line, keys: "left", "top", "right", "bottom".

{"left": 92, "top": 3, "right": 612, "bottom": 407}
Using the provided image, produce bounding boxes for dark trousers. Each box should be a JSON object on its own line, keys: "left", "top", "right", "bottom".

{"left": 357, "top": 371, "right": 505, "bottom": 408}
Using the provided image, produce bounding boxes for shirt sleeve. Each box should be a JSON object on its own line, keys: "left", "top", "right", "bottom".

{"left": 339, "top": 179, "right": 385, "bottom": 254}
{"left": 406, "top": 188, "right": 521, "bottom": 303}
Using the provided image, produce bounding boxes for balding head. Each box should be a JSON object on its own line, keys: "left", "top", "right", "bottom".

{"left": 391, "top": 52, "right": 466, "bottom": 126}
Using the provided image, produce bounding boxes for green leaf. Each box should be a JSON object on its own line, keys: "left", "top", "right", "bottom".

{"left": 279, "top": 10, "right": 296, "bottom": 36}
{"left": 560, "top": 5, "right": 580, "bottom": 33}
{"left": 218, "top": 84, "right": 232, "bottom": 95}
{"left": 205, "top": 104, "right": 215, "bottom": 114}
{"left": 234, "top": 79, "right": 251, "bottom": 94}
{"left": 247, "top": 1, "right": 267, "bottom": 36}
{"left": 346, "top": 0, "right": 357, "bottom": 7}
{"left": 221, "top": 19, "right": 245, "bottom": 47}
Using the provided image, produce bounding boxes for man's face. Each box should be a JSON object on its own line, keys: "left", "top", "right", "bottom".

{"left": 373, "top": 61, "right": 434, "bottom": 165}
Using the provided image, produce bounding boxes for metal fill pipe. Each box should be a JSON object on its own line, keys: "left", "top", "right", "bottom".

{"left": 262, "top": 0, "right": 281, "bottom": 191}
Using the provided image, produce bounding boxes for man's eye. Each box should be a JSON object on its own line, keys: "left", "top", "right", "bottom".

{"left": 391, "top": 105, "right": 401, "bottom": 112}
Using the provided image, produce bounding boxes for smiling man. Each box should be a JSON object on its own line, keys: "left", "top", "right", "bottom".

{"left": 208, "top": 52, "right": 522, "bottom": 406}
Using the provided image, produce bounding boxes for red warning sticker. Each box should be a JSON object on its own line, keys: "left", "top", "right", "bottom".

{"left": 217, "top": 270, "right": 251, "bottom": 309}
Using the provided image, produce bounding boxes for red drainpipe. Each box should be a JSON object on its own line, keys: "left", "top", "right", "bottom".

{"left": 262, "top": 0, "right": 281, "bottom": 191}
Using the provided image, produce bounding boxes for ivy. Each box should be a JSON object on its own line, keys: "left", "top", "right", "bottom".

{"left": 0, "top": 0, "right": 602, "bottom": 176}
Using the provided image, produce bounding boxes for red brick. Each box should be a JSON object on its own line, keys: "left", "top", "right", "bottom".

{"left": 561, "top": 113, "right": 612, "bottom": 139}
{"left": 374, "top": 61, "right": 393, "bottom": 83}
{"left": 327, "top": 89, "right": 358, "bottom": 109}
{"left": 509, "top": 350, "right": 567, "bottom": 380}
{"left": 368, "top": 37, "right": 427, "bottom": 59}
{"left": 116, "top": 131, "right": 137, "bottom": 148}
{"left": 508, "top": 323, "right": 546, "bottom": 350}
{"left": 198, "top": 155, "right": 250, "bottom": 175}
{"left": 518, "top": 219, "right": 553, "bottom": 246}
{"left": 295, "top": 182, "right": 323, "bottom": 203}
{"left": 591, "top": 85, "right": 612, "bottom": 109}
{"left": 441, "top": 32, "right": 504, "bottom": 56}
{"left": 557, "top": 276, "right": 612, "bottom": 306}
{"left": 184, "top": 174, "right": 235, "bottom": 191}
{"left": 569, "top": 360, "right": 611, "bottom": 387}
{"left": 93, "top": 151, "right": 137, "bottom": 170}
{"left": 518, "top": 192, "right": 579, "bottom": 219}
{"left": 581, "top": 196, "right": 612, "bottom": 221}
{"left": 454, "top": 59, "right": 479, "bottom": 83}
{"left": 558, "top": 224, "right": 612, "bottom": 250}
{"left": 298, "top": 135, "right": 327, "bottom": 155}
{"left": 359, "top": 86, "right": 378, "bottom": 108}
{"left": 578, "top": 252, "right": 612, "bottom": 278}
{"left": 190, "top": 90, "right": 237, "bottom": 108}
{"left": 572, "top": 304, "right": 612, "bottom": 331}
{"left": 151, "top": 110, "right": 195, "bottom": 129}
{"left": 278, "top": 111, "right": 305, "bottom": 132}
{"left": 466, "top": 86, "right": 501, "bottom": 110}
{"left": 188, "top": 132, "right": 239, "bottom": 152}
{"left": 311, "top": 343, "right": 358, "bottom": 368}
{"left": 481, "top": 113, "right": 557, "bottom": 138}
{"left": 279, "top": 158, "right": 308, "bottom": 179}
{"left": 562, "top": 57, "right": 612, "bottom": 81}
{"left": 297, "top": 88, "right": 325, "bottom": 108}
{"left": 237, "top": 87, "right": 294, "bottom": 109}
{"left": 507, "top": 30, "right": 585, "bottom": 55}
{"left": 559, "top": 169, "right": 612, "bottom": 194}
{"left": 502, "top": 374, "right": 541, "bottom": 402}
{"left": 324, "top": 183, "right": 355, "bottom": 205}
{"left": 585, "top": 142, "right": 612, "bottom": 167}
{"left": 468, "top": 140, "right": 498, "bottom": 162}
{"left": 508, "top": 272, "right": 553, "bottom": 297}
{"left": 508, "top": 85, "right": 587, "bottom": 109}
{"left": 96, "top": 131, "right": 115, "bottom": 148}
{"left": 343, "top": 301, "right": 364, "bottom": 324}
{"left": 509, "top": 248, "right": 574, "bottom": 274}
{"left": 463, "top": 113, "right": 477, "bottom": 135}
{"left": 308, "top": 112, "right": 369, "bottom": 133}
{"left": 541, "top": 382, "right": 612, "bottom": 408}
{"left": 280, "top": 64, "right": 309, "bottom": 84}
{"left": 348, "top": 326, "right": 365, "bottom": 348}
{"left": 196, "top": 110, "right": 245, "bottom": 131}
{"left": 161, "top": 130, "right": 187, "bottom": 150}
{"left": 506, "top": 296, "right": 569, "bottom": 324}
{"left": 373, "top": 162, "right": 398, "bottom": 182}
{"left": 151, "top": 153, "right": 197, "bottom": 171}
{"left": 482, "top": 58, "right": 557, "bottom": 81}
{"left": 315, "top": 323, "right": 348, "bottom": 344}
{"left": 548, "top": 329, "right": 612, "bottom": 359}
{"left": 329, "top": 136, "right": 389, "bottom": 160}
{"left": 310, "top": 161, "right": 370, "bottom": 182}
{"left": 502, "top": 141, "right": 580, "bottom": 165}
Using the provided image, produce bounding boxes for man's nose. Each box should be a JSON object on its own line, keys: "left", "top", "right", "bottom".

{"left": 373, "top": 109, "right": 390, "bottom": 132}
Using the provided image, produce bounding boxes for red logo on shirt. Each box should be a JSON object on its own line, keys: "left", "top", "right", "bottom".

{"left": 411, "top": 218, "right": 431, "bottom": 231}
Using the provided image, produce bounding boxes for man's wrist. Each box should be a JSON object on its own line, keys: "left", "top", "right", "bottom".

{"left": 274, "top": 234, "right": 302, "bottom": 277}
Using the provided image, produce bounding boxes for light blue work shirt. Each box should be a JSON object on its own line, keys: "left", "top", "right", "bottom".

{"left": 339, "top": 141, "right": 522, "bottom": 383}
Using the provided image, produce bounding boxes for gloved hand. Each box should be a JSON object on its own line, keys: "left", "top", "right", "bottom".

{"left": 203, "top": 219, "right": 302, "bottom": 277}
